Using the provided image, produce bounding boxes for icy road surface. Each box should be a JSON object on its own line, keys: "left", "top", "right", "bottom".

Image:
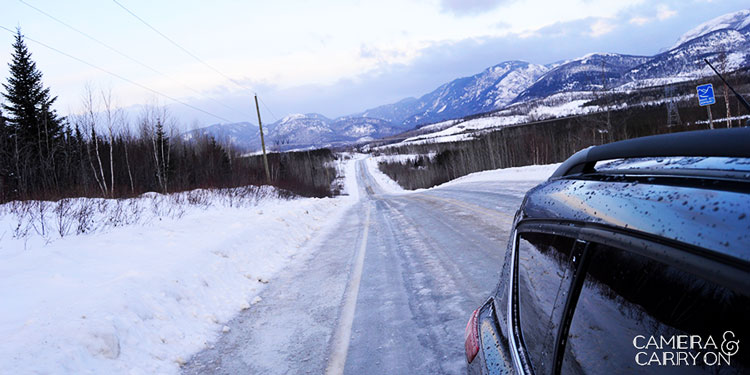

{"left": 183, "top": 158, "right": 553, "bottom": 374}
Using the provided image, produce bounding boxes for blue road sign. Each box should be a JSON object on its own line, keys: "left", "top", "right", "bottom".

{"left": 697, "top": 83, "right": 715, "bottom": 106}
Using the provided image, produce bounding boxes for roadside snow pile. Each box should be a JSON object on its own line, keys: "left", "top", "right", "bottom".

{"left": 367, "top": 152, "right": 559, "bottom": 193}
{"left": 365, "top": 156, "right": 406, "bottom": 194}
{"left": 0, "top": 158, "right": 360, "bottom": 374}
{"left": 442, "top": 163, "right": 561, "bottom": 186}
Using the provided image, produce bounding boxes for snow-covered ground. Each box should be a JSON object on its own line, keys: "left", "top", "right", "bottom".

{"left": 528, "top": 98, "right": 592, "bottom": 119}
{"left": 365, "top": 156, "right": 406, "bottom": 194}
{"left": 440, "top": 163, "right": 561, "bottom": 185}
{"left": 366, "top": 153, "right": 560, "bottom": 194}
{"left": 401, "top": 116, "right": 526, "bottom": 145}
{"left": 695, "top": 114, "right": 750, "bottom": 126}
{"left": 0, "top": 157, "right": 361, "bottom": 374}
{"left": 0, "top": 153, "right": 563, "bottom": 374}
{"left": 414, "top": 119, "right": 461, "bottom": 133}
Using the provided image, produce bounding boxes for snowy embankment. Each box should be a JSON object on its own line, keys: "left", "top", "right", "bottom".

{"left": 0, "top": 157, "right": 361, "bottom": 374}
{"left": 365, "top": 156, "right": 407, "bottom": 194}
{"left": 440, "top": 163, "right": 561, "bottom": 186}
{"left": 367, "top": 152, "right": 560, "bottom": 194}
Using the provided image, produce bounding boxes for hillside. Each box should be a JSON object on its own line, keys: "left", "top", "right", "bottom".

{"left": 187, "top": 9, "right": 750, "bottom": 151}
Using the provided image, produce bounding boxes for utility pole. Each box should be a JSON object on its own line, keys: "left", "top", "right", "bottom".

{"left": 254, "top": 94, "right": 271, "bottom": 183}
{"left": 665, "top": 85, "right": 681, "bottom": 127}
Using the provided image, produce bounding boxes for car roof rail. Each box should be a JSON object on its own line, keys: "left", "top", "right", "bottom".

{"left": 550, "top": 127, "right": 750, "bottom": 178}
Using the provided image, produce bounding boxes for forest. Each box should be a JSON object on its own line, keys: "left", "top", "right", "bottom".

{"left": 0, "top": 30, "right": 337, "bottom": 203}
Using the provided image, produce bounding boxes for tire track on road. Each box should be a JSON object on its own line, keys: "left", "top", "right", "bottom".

{"left": 325, "top": 204, "right": 372, "bottom": 375}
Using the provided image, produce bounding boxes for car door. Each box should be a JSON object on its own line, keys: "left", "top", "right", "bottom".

{"left": 548, "top": 233, "right": 750, "bottom": 374}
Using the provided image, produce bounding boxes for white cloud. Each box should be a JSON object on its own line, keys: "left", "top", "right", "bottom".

{"left": 518, "top": 30, "right": 541, "bottom": 39}
{"left": 657, "top": 4, "right": 677, "bottom": 20}
{"left": 440, "top": 0, "right": 509, "bottom": 15}
{"left": 627, "top": 3, "right": 677, "bottom": 27}
{"left": 589, "top": 19, "right": 617, "bottom": 37}
{"left": 629, "top": 16, "right": 650, "bottom": 26}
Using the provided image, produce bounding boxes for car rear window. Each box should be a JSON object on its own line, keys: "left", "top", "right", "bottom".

{"left": 562, "top": 242, "right": 749, "bottom": 374}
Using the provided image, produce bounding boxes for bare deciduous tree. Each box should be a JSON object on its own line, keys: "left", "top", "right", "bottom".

{"left": 101, "top": 87, "right": 117, "bottom": 196}
{"left": 79, "top": 84, "right": 108, "bottom": 196}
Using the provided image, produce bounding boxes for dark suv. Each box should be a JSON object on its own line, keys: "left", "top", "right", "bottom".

{"left": 465, "top": 128, "right": 750, "bottom": 374}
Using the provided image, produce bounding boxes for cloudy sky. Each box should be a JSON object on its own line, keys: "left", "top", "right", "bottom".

{"left": 1, "top": 0, "right": 748, "bottom": 126}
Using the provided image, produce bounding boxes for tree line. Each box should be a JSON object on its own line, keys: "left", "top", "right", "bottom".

{"left": 1, "top": 29, "right": 336, "bottom": 203}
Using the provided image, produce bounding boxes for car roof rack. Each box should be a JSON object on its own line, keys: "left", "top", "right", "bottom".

{"left": 551, "top": 127, "right": 750, "bottom": 178}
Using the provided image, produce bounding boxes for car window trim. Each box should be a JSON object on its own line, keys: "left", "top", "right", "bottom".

{"left": 551, "top": 241, "right": 591, "bottom": 374}
{"left": 507, "top": 229, "right": 536, "bottom": 375}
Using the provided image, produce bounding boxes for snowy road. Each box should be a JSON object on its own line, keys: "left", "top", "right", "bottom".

{"left": 183, "top": 158, "right": 544, "bottom": 374}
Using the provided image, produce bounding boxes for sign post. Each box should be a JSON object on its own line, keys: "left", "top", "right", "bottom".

{"left": 696, "top": 83, "right": 715, "bottom": 129}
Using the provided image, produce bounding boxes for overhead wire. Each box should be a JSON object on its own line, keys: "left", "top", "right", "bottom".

{"left": 259, "top": 96, "right": 280, "bottom": 123}
{"left": 111, "top": 0, "right": 254, "bottom": 94}
{"left": 17, "top": 0, "right": 252, "bottom": 120}
{"left": 111, "top": 0, "right": 283, "bottom": 124}
{"left": 0, "top": 25, "right": 237, "bottom": 123}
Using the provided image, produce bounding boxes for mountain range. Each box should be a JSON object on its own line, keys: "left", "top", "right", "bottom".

{"left": 185, "top": 9, "right": 750, "bottom": 151}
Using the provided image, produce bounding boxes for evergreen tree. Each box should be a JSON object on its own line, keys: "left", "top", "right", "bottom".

{"left": 2, "top": 28, "right": 64, "bottom": 196}
{"left": 0, "top": 108, "right": 9, "bottom": 200}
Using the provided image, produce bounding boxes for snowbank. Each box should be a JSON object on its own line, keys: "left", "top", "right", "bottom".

{"left": 368, "top": 156, "right": 560, "bottom": 193}
{"left": 364, "top": 156, "right": 406, "bottom": 195}
{"left": 0, "top": 159, "right": 360, "bottom": 374}
{"left": 441, "top": 163, "right": 561, "bottom": 186}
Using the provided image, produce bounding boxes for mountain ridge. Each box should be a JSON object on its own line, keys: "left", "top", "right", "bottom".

{"left": 186, "top": 9, "right": 750, "bottom": 150}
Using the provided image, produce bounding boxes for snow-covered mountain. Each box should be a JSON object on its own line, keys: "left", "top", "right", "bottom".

{"left": 269, "top": 113, "right": 400, "bottom": 148}
{"left": 356, "top": 8, "right": 748, "bottom": 128}
{"left": 269, "top": 113, "right": 333, "bottom": 147}
{"left": 358, "top": 61, "right": 548, "bottom": 127}
{"left": 183, "top": 122, "right": 259, "bottom": 149}
{"left": 672, "top": 9, "right": 750, "bottom": 49}
{"left": 184, "top": 113, "right": 398, "bottom": 150}
{"left": 188, "top": 9, "right": 750, "bottom": 150}
{"left": 621, "top": 12, "right": 750, "bottom": 88}
{"left": 512, "top": 53, "right": 651, "bottom": 103}
{"left": 331, "top": 116, "right": 403, "bottom": 140}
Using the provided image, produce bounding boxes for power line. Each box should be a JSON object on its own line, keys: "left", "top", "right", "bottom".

{"left": 259, "top": 96, "right": 281, "bottom": 123}
{"left": 0, "top": 25, "right": 237, "bottom": 123}
{"left": 111, "top": 0, "right": 286, "bottom": 124}
{"left": 112, "top": 0, "right": 255, "bottom": 94}
{"left": 17, "top": 0, "right": 252, "bottom": 119}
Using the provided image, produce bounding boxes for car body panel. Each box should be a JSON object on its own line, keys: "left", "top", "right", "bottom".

{"left": 521, "top": 178, "right": 750, "bottom": 261}
{"left": 468, "top": 132, "right": 750, "bottom": 374}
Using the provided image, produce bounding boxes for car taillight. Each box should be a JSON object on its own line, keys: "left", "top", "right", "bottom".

{"left": 465, "top": 308, "right": 480, "bottom": 363}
